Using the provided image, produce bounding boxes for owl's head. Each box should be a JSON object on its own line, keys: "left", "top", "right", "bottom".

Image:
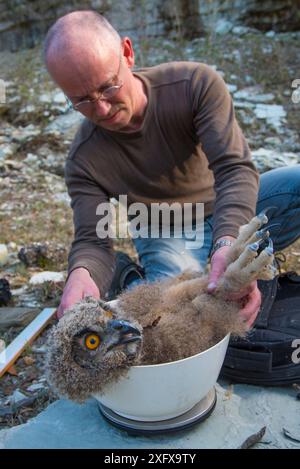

{"left": 46, "top": 297, "right": 143, "bottom": 402}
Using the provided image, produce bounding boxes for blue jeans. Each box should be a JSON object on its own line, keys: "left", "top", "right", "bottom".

{"left": 131, "top": 166, "right": 300, "bottom": 284}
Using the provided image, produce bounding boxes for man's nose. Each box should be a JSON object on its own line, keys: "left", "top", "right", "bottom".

{"left": 94, "top": 98, "right": 112, "bottom": 117}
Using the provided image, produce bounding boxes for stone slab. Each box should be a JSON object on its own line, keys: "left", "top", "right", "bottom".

{"left": 0, "top": 382, "right": 299, "bottom": 449}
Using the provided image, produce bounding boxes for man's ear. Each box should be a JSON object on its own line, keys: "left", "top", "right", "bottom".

{"left": 122, "top": 37, "right": 135, "bottom": 68}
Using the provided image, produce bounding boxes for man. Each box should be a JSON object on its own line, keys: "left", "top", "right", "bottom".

{"left": 44, "top": 11, "right": 300, "bottom": 325}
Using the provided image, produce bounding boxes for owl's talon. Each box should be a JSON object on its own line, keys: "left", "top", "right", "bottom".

{"left": 255, "top": 227, "right": 270, "bottom": 241}
{"left": 257, "top": 206, "right": 277, "bottom": 220}
{"left": 248, "top": 242, "right": 260, "bottom": 252}
{"left": 219, "top": 212, "right": 278, "bottom": 294}
{"left": 265, "top": 238, "right": 274, "bottom": 255}
{"left": 257, "top": 212, "right": 268, "bottom": 224}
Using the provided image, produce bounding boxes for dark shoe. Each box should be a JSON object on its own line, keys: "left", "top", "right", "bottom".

{"left": 105, "top": 251, "right": 145, "bottom": 301}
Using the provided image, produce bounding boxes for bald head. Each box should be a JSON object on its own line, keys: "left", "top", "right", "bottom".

{"left": 43, "top": 11, "right": 144, "bottom": 130}
{"left": 44, "top": 10, "right": 121, "bottom": 80}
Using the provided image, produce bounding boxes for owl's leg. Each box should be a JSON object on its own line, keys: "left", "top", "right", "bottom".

{"left": 165, "top": 276, "right": 208, "bottom": 305}
{"left": 217, "top": 238, "right": 276, "bottom": 295}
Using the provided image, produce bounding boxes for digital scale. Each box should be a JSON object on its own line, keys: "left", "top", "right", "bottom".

{"left": 98, "top": 387, "right": 216, "bottom": 435}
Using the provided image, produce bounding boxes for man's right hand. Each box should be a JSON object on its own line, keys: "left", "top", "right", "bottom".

{"left": 57, "top": 267, "right": 100, "bottom": 319}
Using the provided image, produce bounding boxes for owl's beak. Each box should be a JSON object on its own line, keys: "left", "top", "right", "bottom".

{"left": 106, "top": 319, "right": 142, "bottom": 350}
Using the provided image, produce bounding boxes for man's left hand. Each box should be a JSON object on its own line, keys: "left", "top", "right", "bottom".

{"left": 208, "top": 244, "right": 261, "bottom": 327}
{"left": 238, "top": 281, "right": 261, "bottom": 327}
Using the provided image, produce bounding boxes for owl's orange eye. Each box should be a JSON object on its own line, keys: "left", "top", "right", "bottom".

{"left": 85, "top": 334, "right": 100, "bottom": 350}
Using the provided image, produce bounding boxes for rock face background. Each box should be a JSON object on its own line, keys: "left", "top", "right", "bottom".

{"left": 201, "top": 0, "right": 300, "bottom": 32}
{"left": 1, "top": 0, "right": 300, "bottom": 51}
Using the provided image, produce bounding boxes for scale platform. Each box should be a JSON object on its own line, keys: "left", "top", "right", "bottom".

{"left": 98, "top": 387, "right": 216, "bottom": 435}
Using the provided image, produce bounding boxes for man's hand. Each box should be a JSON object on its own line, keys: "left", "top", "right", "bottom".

{"left": 207, "top": 242, "right": 261, "bottom": 327}
{"left": 56, "top": 267, "right": 100, "bottom": 319}
{"left": 238, "top": 282, "right": 261, "bottom": 327}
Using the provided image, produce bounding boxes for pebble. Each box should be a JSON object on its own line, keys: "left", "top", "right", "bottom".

{"left": 29, "top": 271, "right": 65, "bottom": 285}
{"left": 5, "top": 389, "right": 28, "bottom": 405}
{"left": 27, "top": 383, "right": 46, "bottom": 393}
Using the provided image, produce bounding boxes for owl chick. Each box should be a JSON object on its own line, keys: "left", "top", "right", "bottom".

{"left": 46, "top": 211, "right": 276, "bottom": 402}
{"left": 46, "top": 299, "right": 143, "bottom": 402}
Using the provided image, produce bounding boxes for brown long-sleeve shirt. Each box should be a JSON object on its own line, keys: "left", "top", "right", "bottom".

{"left": 65, "top": 62, "right": 259, "bottom": 295}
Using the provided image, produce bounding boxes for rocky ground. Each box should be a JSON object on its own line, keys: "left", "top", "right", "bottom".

{"left": 0, "top": 28, "right": 300, "bottom": 429}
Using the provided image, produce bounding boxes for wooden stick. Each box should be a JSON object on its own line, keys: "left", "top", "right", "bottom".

{"left": 0, "top": 307, "right": 56, "bottom": 378}
{"left": 239, "top": 426, "right": 267, "bottom": 449}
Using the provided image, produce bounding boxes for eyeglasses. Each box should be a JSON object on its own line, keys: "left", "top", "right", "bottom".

{"left": 67, "top": 49, "right": 124, "bottom": 112}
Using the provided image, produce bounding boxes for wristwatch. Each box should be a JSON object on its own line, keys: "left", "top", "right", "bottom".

{"left": 210, "top": 239, "right": 234, "bottom": 258}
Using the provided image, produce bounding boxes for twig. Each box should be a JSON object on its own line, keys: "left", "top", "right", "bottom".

{"left": 238, "top": 426, "right": 267, "bottom": 449}
{"left": 283, "top": 427, "right": 300, "bottom": 443}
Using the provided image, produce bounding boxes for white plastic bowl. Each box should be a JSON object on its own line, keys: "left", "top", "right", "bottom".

{"left": 93, "top": 333, "right": 230, "bottom": 421}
